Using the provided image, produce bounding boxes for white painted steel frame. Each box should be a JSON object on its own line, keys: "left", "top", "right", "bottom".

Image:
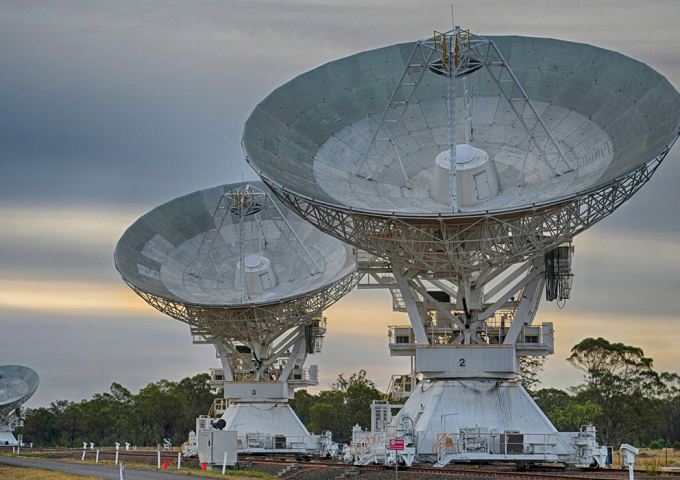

{"left": 260, "top": 141, "right": 670, "bottom": 277}
{"left": 122, "top": 272, "right": 358, "bottom": 341}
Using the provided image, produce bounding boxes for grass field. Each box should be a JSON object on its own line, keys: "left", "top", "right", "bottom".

{"left": 636, "top": 448, "right": 680, "bottom": 472}
{"left": 0, "top": 465, "right": 104, "bottom": 480}
{"left": 1, "top": 451, "right": 278, "bottom": 479}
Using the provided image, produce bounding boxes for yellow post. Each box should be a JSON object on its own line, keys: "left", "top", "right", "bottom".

{"left": 455, "top": 34, "right": 459, "bottom": 68}
{"left": 434, "top": 31, "right": 448, "bottom": 69}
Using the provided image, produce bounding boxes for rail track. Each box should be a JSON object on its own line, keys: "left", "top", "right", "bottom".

{"left": 240, "top": 456, "right": 679, "bottom": 480}
{"left": 2, "top": 447, "right": 676, "bottom": 479}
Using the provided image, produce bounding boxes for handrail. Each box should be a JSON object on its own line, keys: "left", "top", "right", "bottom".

{"left": 433, "top": 31, "right": 448, "bottom": 68}
{"left": 383, "top": 370, "right": 419, "bottom": 401}
{"left": 432, "top": 432, "right": 453, "bottom": 454}
{"left": 207, "top": 398, "right": 228, "bottom": 418}
{"left": 432, "top": 431, "right": 558, "bottom": 456}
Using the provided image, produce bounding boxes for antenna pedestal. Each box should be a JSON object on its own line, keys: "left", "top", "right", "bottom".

{"left": 393, "top": 378, "right": 571, "bottom": 465}
{"left": 354, "top": 253, "right": 593, "bottom": 467}
{"left": 0, "top": 425, "right": 20, "bottom": 447}
{"left": 218, "top": 402, "right": 315, "bottom": 453}
{"left": 201, "top": 319, "right": 324, "bottom": 452}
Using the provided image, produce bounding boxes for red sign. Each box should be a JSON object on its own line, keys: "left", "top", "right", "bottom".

{"left": 389, "top": 439, "right": 405, "bottom": 451}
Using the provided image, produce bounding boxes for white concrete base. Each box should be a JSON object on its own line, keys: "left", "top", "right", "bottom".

{"left": 392, "top": 379, "right": 573, "bottom": 462}
{"left": 0, "top": 430, "right": 18, "bottom": 446}
{"left": 220, "top": 402, "right": 315, "bottom": 452}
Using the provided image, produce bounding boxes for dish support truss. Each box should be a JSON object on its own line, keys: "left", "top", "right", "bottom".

{"left": 345, "top": 246, "right": 611, "bottom": 467}
{"left": 195, "top": 316, "right": 327, "bottom": 395}
{"left": 262, "top": 137, "right": 672, "bottom": 278}
{"left": 123, "top": 270, "right": 356, "bottom": 407}
{"left": 125, "top": 272, "right": 356, "bottom": 449}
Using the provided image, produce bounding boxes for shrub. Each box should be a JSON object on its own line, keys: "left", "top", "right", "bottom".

{"left": 648, "top": 440, "right": 664, "bottom": 450}
{"left": 673, "top": 441, "right": 680, "bottom": 451}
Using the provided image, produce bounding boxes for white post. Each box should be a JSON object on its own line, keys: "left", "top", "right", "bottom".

{"left": 96, "top": 450, "right": 100, "bottom": 463}
{"left": 157, "top": 450, "right": 161, "bottom": 469}
{"left": 448, "top": 29, "right": 459, "bottom": 213}
{"left": 16, "top": 445, "right": 20, "bottom": 455}
{"left": 81, "top": 449, "right": 86, "bottom": 461}
{"left": 222, "top": 451, "right": 228, "bottom": 474}
{"left": 178, "top": 451, "right": 182, "bottom": 469}
{"left": 620, "top": 444, "right": 638, "bottom": 480}
{"left": 12, "top": 446, "right": 15, "bottom": 454}
{"left": 115, "top": 450, "right": 119, "bottom": 465}
{"left": 119, "top": 462, "right": 125, "bottom": 480}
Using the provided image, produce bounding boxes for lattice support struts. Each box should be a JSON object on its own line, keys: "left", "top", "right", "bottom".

{"left": 263, "top": 139, "right": 673, "bottom": 277}
{"left": 185, "top": 194, "right": 233, "bottom": 282}
{"left": 421, "top": 30, "right": 574, "bottom": 181}
{"left": 123, "top": 271, "right": 358, "bottom": 341}
{"left": 469, "top": 37, "right": 574, "bottom": 180}
{"left": 354, "top": 42, "right": 439, "bottom": 185}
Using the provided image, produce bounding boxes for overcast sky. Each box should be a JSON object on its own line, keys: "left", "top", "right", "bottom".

{"left": 1, "top": 0, "right": 680, "bottom": 408}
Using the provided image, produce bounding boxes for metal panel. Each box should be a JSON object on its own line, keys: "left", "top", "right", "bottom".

{"left": 415, "top": 345, "right": 519, "bottom": 377}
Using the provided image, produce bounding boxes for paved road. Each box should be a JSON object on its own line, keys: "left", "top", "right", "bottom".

{"left": 0, "top": 455, "right": 192, "bottom": 479}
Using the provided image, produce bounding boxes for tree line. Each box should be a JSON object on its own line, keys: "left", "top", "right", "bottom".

{"left": 19, "top": 374, "right": 219, "bottom": 447}
{"left": 16, "top": 338, "right": 680, "bottom": 449}
{"left": 16, "top": 370, "right": 382, "bottom": 447}
{"left": 524, "top": 337, "right": 680, "bottom": 449}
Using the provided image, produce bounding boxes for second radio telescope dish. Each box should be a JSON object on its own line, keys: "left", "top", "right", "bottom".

{"left": 115, "top": 182, "right": 355, "bottom": 309}
{"left": 115, "top": 182, "right": 357, "bottom": 445}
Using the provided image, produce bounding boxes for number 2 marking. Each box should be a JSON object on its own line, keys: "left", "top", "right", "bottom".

{"left": 459, "top": 358, "right": 466, "bottom": 367}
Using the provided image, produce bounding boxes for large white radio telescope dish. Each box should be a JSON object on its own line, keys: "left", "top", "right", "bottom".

{"left": 243, "top": 35, "right": 680, "bottom": 274}
{"left": 0, "top": 365, "right": 39, "bottom": 420}
{"left": 241, "top": 30, "right": 680, "bottom": 466}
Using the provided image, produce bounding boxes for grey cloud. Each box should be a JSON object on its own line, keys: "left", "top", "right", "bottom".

{"left": 1, "top": 0, "right": 679, "bottom": 405}
{"left": 1, "top": 309, "right": 217, "bottom": 407}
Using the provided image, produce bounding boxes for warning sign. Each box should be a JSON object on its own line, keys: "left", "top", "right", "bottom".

{"left": 389, "top": 439, "right": 404, "bottom": 451}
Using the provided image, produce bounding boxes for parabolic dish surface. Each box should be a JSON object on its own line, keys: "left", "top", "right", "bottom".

{"left": 243, "top": 35, "right": 680, "bottom": 216}
{"left": 0, "top": 365, "right": 39, "bottom": 415}
{"left": 114, "top": 182, "right": 356, "bottom": 307}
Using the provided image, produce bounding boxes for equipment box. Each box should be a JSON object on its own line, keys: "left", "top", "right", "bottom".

{"left": 198, "top": 430, "right": 238, "bottom": 469}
